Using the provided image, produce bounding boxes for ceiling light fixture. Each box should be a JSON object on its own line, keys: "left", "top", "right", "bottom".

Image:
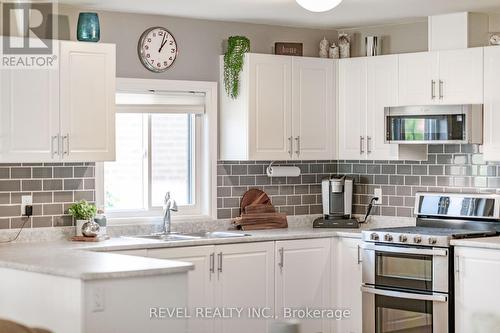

{"left": 296, "top": 0, "right": 343, "bottom": 12}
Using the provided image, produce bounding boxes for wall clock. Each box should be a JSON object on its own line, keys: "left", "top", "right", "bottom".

{"left": 138, "top": 26, "right": 178, "bottom": 73}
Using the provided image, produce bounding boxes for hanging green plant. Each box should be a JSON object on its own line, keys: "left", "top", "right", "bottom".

{"left": 224, "top": 36, "right": 250, "bottom": 99}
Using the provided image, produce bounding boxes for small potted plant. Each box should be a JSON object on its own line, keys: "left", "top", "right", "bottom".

{"left": 68, "top": 200, "right": 97, "bottom": 236}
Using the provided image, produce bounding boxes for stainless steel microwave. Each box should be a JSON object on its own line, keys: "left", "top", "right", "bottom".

{"left": 384, "top": 104, "right": 483, "bottom": 144}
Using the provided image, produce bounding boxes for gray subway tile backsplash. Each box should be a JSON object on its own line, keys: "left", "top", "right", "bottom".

{"left": 216, "top": 145, "right": 500, "bottom": 219}
{"left": 0, "top": 163, "right": 96, "bottom": 229}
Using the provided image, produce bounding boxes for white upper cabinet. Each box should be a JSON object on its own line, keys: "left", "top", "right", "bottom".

{"left": 292, "top": 57, "right": 335, "bottom": 160}
{"left": 60, "top": 41, "right": 116, "bottom": 161}
{"left": 398, "top": 48, "right": 483, "bottom": 106}
{"left": 338, "top": 56, "right": 427, "bottom": 161}
{"left": 0, "top": 38, "right": 115, "bottom": 163}
{"left": 366, "top": 55, "right": 400, "bottom": 160}
{"left": 220, "top": 53, "right": 335, "bottom": 160}
{"left": 248, "top": 54, "right": 293, "bottom": 160}
{"left": 483, "top": 46, "right": 500, "bottom": 161}
{"left": 338, "top": 57, "right": 367, "bottom": 160}
{"left": 0, "top": 67, "right": 59, "bottom": 162}
{"left": 439, "top": 48, "right": 483, "bottom": 104}
{"left": 398, "top": 52, "right": 439, "bottom": 106}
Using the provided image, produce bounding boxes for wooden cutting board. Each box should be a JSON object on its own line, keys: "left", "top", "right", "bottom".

{"left": 240, "top": 189, "right": 271, "bottom": 211}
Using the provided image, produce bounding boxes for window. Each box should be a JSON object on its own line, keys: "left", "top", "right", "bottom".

{"left": 98, "top": 79, "right": 218, "bottom": 221}
{"left": 104, "top": 113, "right": 197, "bottom": 214}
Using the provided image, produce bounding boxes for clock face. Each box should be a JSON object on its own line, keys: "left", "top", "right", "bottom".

{"left": 138, "top": 27, "right": 178, "bottom": 72}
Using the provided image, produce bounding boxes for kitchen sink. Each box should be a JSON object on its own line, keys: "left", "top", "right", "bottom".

{"left": 186, "top": 231, "right": 251, "bottom": 238}
{"left": 129, "top": 231, "right": 251, "bottom": 242}
{"left": 133, "top": 234, "right": 203, "bottom": 241}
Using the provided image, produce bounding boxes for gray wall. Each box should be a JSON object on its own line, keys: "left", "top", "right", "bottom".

{"left": 339, "top": 20, "right": 428, "bottom": 57}
{"left": 50, "top": 5, "right": 338, "bottom": 81}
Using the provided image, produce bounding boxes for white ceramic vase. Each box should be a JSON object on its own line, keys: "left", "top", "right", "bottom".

{"left": 76, "top": 219, "right": 89, "bottom": 237}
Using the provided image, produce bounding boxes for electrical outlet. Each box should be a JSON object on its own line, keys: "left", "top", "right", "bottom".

{"left": 374, "top": 188, "right": 382, "bottom": 205}
{"left": 91, "top": 287, "right": 105, "bottom": 312}
{"left": 21, "top": 195, "right": 32, "bottom": 215}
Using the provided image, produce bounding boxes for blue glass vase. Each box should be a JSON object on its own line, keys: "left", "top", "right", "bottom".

{"left": 77, "top": 13, "right": 100, "bottom": 42}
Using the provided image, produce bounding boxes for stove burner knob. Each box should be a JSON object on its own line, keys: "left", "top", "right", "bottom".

{"left": 384, "top": 234, "right": 393, "bottom": 242}
{"left": 399, "top": 235, "right": 408, "bottom": 242}
{"left": 428, "top": 237, "right": 437, "bottom": 245}
{"left": 370, "top": 233, "right": 379, "bottom": 241}
{"left": 414, "top": 236, "right": 422, "bottom": 244}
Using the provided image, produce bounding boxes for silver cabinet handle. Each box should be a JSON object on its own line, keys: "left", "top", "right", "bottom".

{"left": 439, "top": 80, "right": 444, "bottom": 99}
{"left": 357, "top": 245, "right": 362, "bottom": 264}
{"left": 360, "top": 136, "right": 365, "bottom": 154}
{"left": 278, "top": 247, "right": 284, "bottom": 271}
{"left": 287, "top": 136, "right": 293, "bottom": 158}
{"left": 51, "top": 135, "right": 59, "bottom": 158}
{"left": 209, "top": 252, "right": 215, "bottom": 275}
{"left": 61, "top": 133, "right": 70, "bottom": 156}
{"left": 431, "top": 80, "right": 436, "bottom": 99}
{"left": 367, "top": 136, "right": 372, "bottom": 154}
{"left": 65, "top": 133, "right": 70, "bottom": 155}
{"left": 294, "top": 136, "right": 300, "bottom": 157}
{"left": 361, "top": 286, "right": 448, "bottom": 303}
{"left": 217, "top": 252, "right": 223, "bottom": 273}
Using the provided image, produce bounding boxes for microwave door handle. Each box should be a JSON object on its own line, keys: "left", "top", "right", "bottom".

{"left": 362, "top": 243, "right": 448, "bottom": 257}
{"left": 361, "top": 286, "right": 448, "bottom": 303}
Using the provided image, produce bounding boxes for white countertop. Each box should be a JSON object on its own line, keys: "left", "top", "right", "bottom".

{"left": 0, "top": 217, "right": 413, "bottom": 281}
{"left": 451, "top": 236, "right": 500, "bottom": 250}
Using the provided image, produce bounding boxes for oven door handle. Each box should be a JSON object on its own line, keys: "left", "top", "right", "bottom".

{"left": 361, "top": 286, "right": 448, "bottom": 303}
{"left": 362, "top": 243, "right": 448, "bottom": 257}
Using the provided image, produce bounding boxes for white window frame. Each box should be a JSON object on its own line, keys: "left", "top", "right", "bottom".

{"left": 95, "top": 78, "right": 218, "bottom": 224}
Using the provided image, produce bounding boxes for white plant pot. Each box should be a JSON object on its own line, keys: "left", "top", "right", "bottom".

{"left": 76, "top": 219, "right": 89, "bottom": 236}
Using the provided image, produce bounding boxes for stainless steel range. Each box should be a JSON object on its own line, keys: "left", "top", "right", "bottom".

{"left": 361, "top": 192, "right": 500, "bottom": 333}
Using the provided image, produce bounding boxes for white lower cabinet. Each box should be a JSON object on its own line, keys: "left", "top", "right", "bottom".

{"left": 332, "top": 237, "right": 363, "bottom": 333}
{"left": 147, "top": 242, "right": 275, "bottom": 333}
{"left": 215, "top": 242, "right": 275, "bottom": 333}
{"left": 148, "top": 245, "right": 216, "bottom": 333}
{"left": 454, "top": 246, "right": 500, "bottom": 333}
{"left": 275, "top": 238, "right": 331, "bottom": 333}
{"left": 121, "top": 236, "right": 364, "bottom": 333}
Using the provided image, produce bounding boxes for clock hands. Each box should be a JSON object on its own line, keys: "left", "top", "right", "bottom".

{"left": 159, "top": 34, "right": 168, "bottom": 53}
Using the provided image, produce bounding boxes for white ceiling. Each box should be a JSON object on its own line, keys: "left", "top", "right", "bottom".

{"left": 59, "top": 0, "right": 500, "bottom": 29}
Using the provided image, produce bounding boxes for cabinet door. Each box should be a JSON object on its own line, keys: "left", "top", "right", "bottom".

{"left": 398, "top": 52, "right": 439, "bottom": 106}
{"left": 276, "top": 238, "right": 331, "bottom": 333}
{"left": 60, "top": 41, "right": 116, "bottom": 161}
{"left": 438, "top": 47, "right": 483, "bottom": 104}
{"left": 0, "top": 67, "right": 59, "bottom": 162}
{"left": 214, "top": 242, "right": 275, "bottom": 333}
{"left": 366, "top": 55, "right": 399, "bottom": 160}
{"left": 148, "top": 246, "right": 215, "bottom": 333}
{"left": 455, "top": 247, "right": 500, "bottom": 333}
{"left": 292, "top": 57, "right": 335, "bottom": 160}
{"left": 248, "top": 54, "right": 292, "bottom": 160}
{"left": 483, "top": 46, "right": 500, "bottom": 161}
{"left": 338, "top": 58, "right": 367, "bottom": 160}
{"left": 332, "top": 237, "right": 362, "bottom": 333}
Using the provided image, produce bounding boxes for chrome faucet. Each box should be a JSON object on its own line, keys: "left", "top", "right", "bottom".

{"left": 162, "top": 192, "right": 178, "bottom": 235}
